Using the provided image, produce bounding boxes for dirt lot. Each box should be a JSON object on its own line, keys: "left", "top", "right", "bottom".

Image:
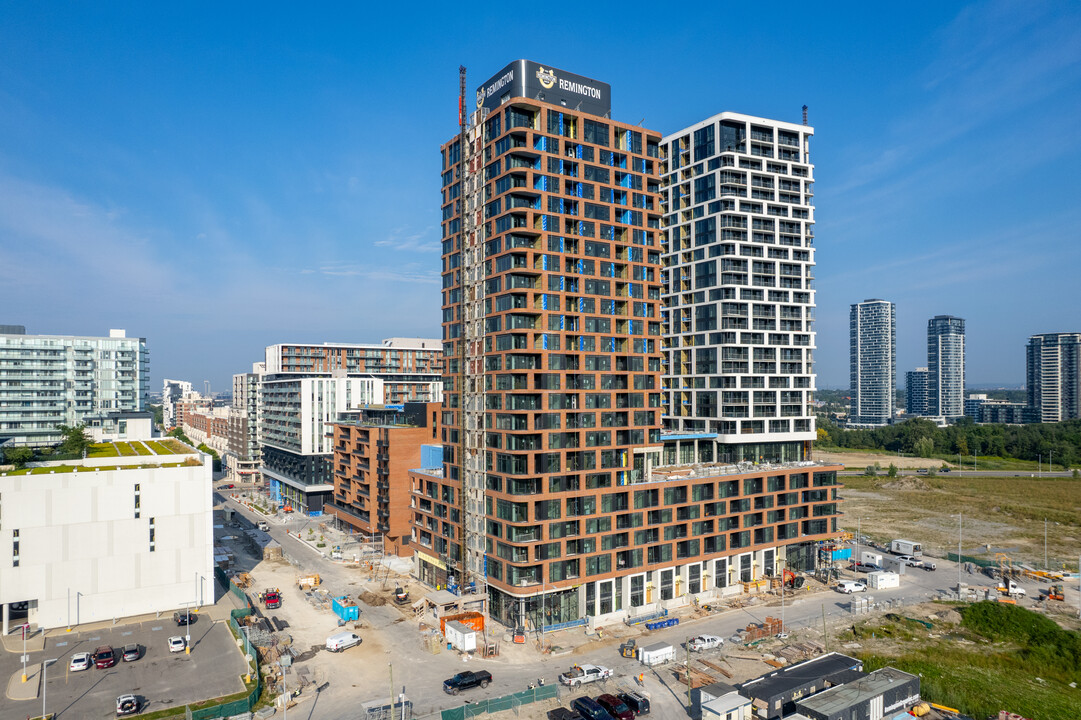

{"left": 816, "top": 450, "right": 954, "bottom": 469}
{"left": 837, "top": 469, "right": 1081, "bottom": 568}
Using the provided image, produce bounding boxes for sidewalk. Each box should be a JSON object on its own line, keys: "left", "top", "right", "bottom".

{"left": 4, "top": 660, "right": 39, "bottom": 702}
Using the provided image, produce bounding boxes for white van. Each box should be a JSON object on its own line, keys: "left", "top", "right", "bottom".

{"left": 326, "top": 632, "right": 361, "bottom": 652}
{"left": 837, "top": 580, "right": 867, "bottom": 594}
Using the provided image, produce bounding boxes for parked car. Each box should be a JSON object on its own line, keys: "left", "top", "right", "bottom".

{"left": 837, "top": 580, "right": 867, "bottom": 594}
{"left": 570, "top": 697, "right": 617, "bottom": 720}
{"left": 173, "top": 611, "right": 196, "bottom": 626}
{"left": 596, "top": 693, "right": 635, "bottom": 720}
{"left": 442, "top": 670, "right": 492, "bottom": 695}
{"left": 895, "top": 555, "right": 920, "bottom": 566}
{"left": 559, "top": 664, "right": 612, "bottom": 687}
{"left": 69, "top": 652, "right": 91, "bottom": 672}
{"left": 121, "top": 644, "right": 141, "bottom": 662}
{"left": 168, "top": 636, "right": 186, "bottom": 653}
{"left": 116, "top": 694, "right": 141, "bottom": 716}
{"left": 850, "top": 561, "right": 883, "bottom": 573}
{"left": 688, "top": 634, "right": 724, "bottom": 652}
{"left": 547, "top": 710, "right": 584, "bottom": 720}
{"left": 224, "top": 483, "right": 235, "bottom": 489}
{"left": 618, "top": 691, "right": 651, "bottom": 715}
{"left": 93, "top": 646, "right": 117, "bottom": 669}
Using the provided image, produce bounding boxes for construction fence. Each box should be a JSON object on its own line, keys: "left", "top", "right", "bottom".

{"left": 178, "top": 616, "right": 261, "bottom": 719}
{"left": 439, "top": 685, "right": 559, "bottom": 720}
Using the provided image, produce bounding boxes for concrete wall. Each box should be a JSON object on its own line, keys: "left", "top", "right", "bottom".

{"left": 0, "top": 455, "right": 214, "bottom": 630}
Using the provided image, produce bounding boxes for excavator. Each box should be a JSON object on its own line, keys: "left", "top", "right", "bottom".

{"left": 782, "top": 569, "right": 806, "bottom": 590}
{"left": 1042, "top": 584, "right": 1065, "bottom": 601}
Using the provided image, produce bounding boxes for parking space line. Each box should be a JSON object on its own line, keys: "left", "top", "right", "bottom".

{"left": 121, "top": 630, "right": 133, "bottom": 635}
{"left": 151, "top": 626, "right": 163, "bottom": 631}
{"left": 89, "top": 636, "right": 101, "bottom": 641}
{"left": 55, "top": 641, "right": 68, "bottom": 647}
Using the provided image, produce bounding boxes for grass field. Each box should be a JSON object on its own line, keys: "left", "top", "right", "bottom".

{"left": 850, "top": 603, "right": 1081, "bottom": 720}
{"left": 132, "top": 441, "right": 153, "bottom": 455}
{"left": 837, "top": 460, "right": 1081, "bottom": 568}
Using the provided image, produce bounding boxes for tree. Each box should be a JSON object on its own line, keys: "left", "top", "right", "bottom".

{"left": 887, "top": 463, "right": 898, "bottom": 478}
{"left": 914, "top": 436, "right": 934, "bottom": 459}
{"left": 56, "top": 424, "right": 91, "bottom": 457}
{"left": 864, "top": 465, "right": 877, "bottom": 477}
{"left": 3, "top": 446, "right": 34, "bottom": 468}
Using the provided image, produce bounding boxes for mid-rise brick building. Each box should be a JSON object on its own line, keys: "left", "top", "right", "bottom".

{"left": 329, "top": 402, "right": 441, "bottom": 556}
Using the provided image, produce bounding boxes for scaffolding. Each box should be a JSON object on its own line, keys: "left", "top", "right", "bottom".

{"left": 455, "top": 65, "right": 490, "bottom": 602}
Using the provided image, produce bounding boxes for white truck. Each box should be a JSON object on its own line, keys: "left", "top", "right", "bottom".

{"left": 998, "top": 579, "right": 1027, "bottom": 598}
{"left": 325, "top": 631, "right": 362, "bottom": 652}
{"left": 890, "top": 539, "right": 923, "bottom": 557}
{"left": 559, "top": 664, "right": 612, "bottom": 687}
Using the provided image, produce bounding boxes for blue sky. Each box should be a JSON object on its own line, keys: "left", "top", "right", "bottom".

{"left": 1, "top": 1, "right": 1079, "bottom": 392}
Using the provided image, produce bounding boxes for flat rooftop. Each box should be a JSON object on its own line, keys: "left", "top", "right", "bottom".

{"left": 651, "top": 459, "right": 839, "bottom": 482}
{"left": 796, "top": 667, "right": 918, "bottom": 715}
{"left": 740, "top": 652, "right": 862, "bottom": 698}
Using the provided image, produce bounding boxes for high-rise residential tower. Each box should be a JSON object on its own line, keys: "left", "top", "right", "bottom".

{"left": 905, "top": 367, "right": 929, "bottom": 416}
{"left": 660, "top": 112, "right": 817, "bottom": 461}
{"left": 437, "top": 60, "right": 665, "bottom": 625}
{"left": 848, "top": 299, "right": 895, "bottom": 427}
{"left": 927, "top": 315, "right": 965, "bottom": 419}
{"left": 428, "top": 69, "right": 842, "bottom": 629}
{"left": 1027, "top": 332, "right": 1081, "bottom": 422}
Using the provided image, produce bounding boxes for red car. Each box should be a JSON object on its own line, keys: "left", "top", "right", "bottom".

{"left": 93, "top": 645, "right": 117, "bottom": 669}
{"left": 597, "top": 693, "right": 635, "bottom": 720}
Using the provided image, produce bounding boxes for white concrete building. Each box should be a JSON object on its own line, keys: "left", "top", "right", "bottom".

{"left": 0, "top": 441, "right": 213, "bottom": 633}
{"left": 661, "top": 112, "right": 817, "bottom": 463}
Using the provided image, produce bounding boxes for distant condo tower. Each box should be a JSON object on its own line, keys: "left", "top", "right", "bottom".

{"left": 1027, "top": 332, "right": 1081, "bottom": 422}
{"left": 927, "top": 315, "right": 965, "bottom": 419}
{"left": 849, "top": 299, "right": 895, "bottom": 427}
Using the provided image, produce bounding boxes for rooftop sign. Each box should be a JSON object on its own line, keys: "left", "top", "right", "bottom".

{"left": 476, "top": 60, "right": 611, "bottom": 117}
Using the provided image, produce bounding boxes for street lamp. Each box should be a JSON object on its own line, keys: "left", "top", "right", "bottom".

{"left": 953, "top": 513, "right": 963, "bottom": 593}
{"left": 42, "top": 657, "right": 58, "bottom": 719}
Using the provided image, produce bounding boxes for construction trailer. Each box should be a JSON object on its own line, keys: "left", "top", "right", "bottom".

{"left": 795, "top": 666, "right": 921, "bottom": 720}
{"left": 637, "top": 642, "right": 676, "bottom": 666}
{"left": 445, "top": 620, "right": 478, "bottom": 652}
{"left": 738, "top": 652, "right": 863, "bottom": 720}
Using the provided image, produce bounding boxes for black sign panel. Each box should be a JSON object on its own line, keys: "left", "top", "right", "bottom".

{"left": 476, "top": 59, "right": 611, "bottom": 118}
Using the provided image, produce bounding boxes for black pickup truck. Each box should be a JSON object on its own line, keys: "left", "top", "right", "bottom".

{"left": 443, "top": 670, "right": 492, "bottom": 695}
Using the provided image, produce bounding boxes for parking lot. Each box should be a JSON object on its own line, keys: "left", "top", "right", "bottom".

{"left": 1, "top": 612, "right": 249, "bottom": 719}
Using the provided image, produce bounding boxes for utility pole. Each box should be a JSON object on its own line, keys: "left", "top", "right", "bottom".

{"left": 956, "top": 513, "right": 963, "bottom": 593}
{"left": 1045, "top": 518, "right": 1048, "bottom": 571}
{"left": 821, "top": 604, "right": 828, "bottom": 652}
{"left": 685, "top": 636, "right": 691, "bottom": 710}
{"left": 389, "top": 663, "right": 394, "bottom": 718}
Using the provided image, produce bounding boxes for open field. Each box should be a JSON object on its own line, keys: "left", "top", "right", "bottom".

{"left": 842, "top": 602, "right": 1081, "bottom": 720}
{"left": 837, "top": 468, "right": 1081, "bottom": 568}
{"left": 816, "top": 448, "right": 1066, "bottom": 472}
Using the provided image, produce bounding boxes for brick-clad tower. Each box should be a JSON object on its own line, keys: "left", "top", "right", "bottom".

{"left": 435, "top": 60, "right": 665, "bottom": 627}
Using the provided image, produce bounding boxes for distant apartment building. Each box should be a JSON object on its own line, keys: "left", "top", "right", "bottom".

{"left": 430, "top": 60, "right": 841, "bottom": 629}
{"left": 256, "top": 340, "right": 442, "bottom": 514}
{"left": 978, "top": 400, "right": 1037, "bottom": 425}
{"left": 0, "top": 327, "right": 149, "bottom": 447}
{"left": 904, "top": 368, "right": 929, "bottom": 416}
{"left": 264, "top": 338, "right": 443, "bottom": 404}
{"left": 162, "top": 378, "right": 194, "bottom": 429}
{"left": 848, "top": 300, "right": 895, "bottom": 427}
{"left": 229, "top": 363, "right": 265, "bottom": 479}
{"left": 0, "top": 440, "right": 213, "bottom": 633}
{"left": 927, "top": 316, "right": 965, "bottom": 419}
{"left": 329, "top": 402, "right": 441, "bottom": 555}
{"left": 1027, "top": 332, "right": 1081, "bottom": 422}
